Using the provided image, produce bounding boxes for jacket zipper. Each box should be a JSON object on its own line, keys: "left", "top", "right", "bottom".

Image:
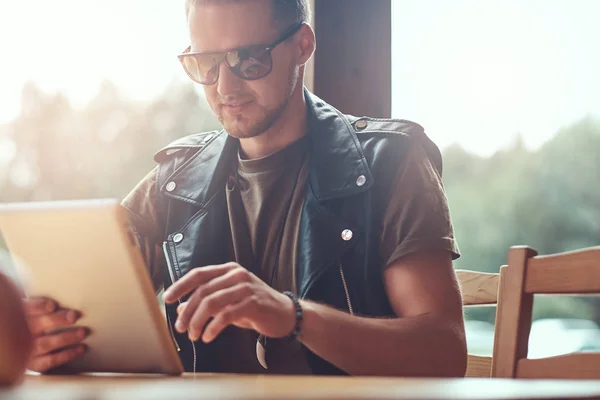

{"left": 339, "top": 263, "right": 354, "bottom": 316}
{"left": 163, "top": 241, "right": 197, "bottom": 375}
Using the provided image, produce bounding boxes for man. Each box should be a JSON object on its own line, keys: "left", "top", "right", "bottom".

{"left": 24, "top": 0, "right": 466, "bottom": 376}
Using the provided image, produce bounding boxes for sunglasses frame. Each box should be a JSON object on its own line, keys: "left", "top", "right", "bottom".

{"left": 178, "top": 22, "right": 305, "bottom": 85}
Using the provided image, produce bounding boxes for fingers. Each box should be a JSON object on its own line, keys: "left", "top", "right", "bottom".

{"left": 202, "top": 296, "right": 256, "bottom": 343}
{"left": 24, "top": 297, "right": 57, "bottom": 316}
{"left": 27, "top": 345, "right": 87, "bottom": 373}
{"left": 32, "top": 328, "right": 90, "bottom": 358}
{"left": 21, "top": 298, "right": 88, "bottom": 373}
{"left": 187, "top": 283, "right": 254, "bottom": 341}
{"left": 163, "top": 263, "right": 238, "bottom": 303}
{"left": 29, "top": 309, "right": 81, "bottom": 336}
{"left": 177, "top": 302, "right": 188, "bottom": 315}
{"left": 175, "top": 267, "right": 251, "bottom": 332}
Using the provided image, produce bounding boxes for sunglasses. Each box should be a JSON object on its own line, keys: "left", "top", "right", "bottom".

{"left": 178, "top": 22, "right": 305, "bottom": 85}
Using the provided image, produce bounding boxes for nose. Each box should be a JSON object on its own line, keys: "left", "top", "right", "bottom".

{"left": 216, "top": 62, "right": 243, "bottom": 97}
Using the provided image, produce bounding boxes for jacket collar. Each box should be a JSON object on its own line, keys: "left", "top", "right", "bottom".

{"left": 304, "top": 89, "right": 373, "bottom": 202}
{"left": 162, "top": 88, "right": 373, "bottom": 206}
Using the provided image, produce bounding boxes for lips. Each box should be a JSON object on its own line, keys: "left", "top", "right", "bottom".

{"left": 221, "top": 100, "right": 253, "bottom": 114}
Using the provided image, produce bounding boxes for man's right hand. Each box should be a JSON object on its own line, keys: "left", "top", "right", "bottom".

{"left": 24, "top": 298, "right": 89, "bottom": 373}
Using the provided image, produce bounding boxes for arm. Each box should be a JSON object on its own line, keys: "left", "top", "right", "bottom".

{"left": 296, "top": 136, "right": 466, "bottom": 376}
{"left": 121, "top": 167, "right": 165, "bottom": 293}
{"left": 298, "top": 249, "right": 467, "bottom": 377}
{"left": 164, "top": 249, "right": 466, "bottom": 377}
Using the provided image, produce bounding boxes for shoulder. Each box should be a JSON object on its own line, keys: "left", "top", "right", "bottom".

{"left": 346, "top": 116, "right": 426, "bottom": 138}
{"left": 153, "top": 130, "right": 223, "bottom": 163}
{"left": 344, "top": 115, "right": 443, "bottom": 175}
{"left": 121, "top": 166, "right": 161, "bottom": 236}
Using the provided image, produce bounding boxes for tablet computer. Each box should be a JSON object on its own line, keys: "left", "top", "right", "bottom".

{"left": 0, "top": 199, "right": 183, "bottom": 375}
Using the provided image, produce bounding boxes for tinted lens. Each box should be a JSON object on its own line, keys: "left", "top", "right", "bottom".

{"left": 180, "top": 54, "right": 219, "bottom": 84}
{"left": 228, "top": 46, "right": 272, "bottom": 80}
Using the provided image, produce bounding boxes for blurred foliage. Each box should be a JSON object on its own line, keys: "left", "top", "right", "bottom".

{"left": 0, "top": 81, "right": 220, "bottom": 203}
{"left": 1, "top": 82, "right": 599, "bottom": 323}
{"left": 446, "top": 117, "right": 600, "bottom": 323}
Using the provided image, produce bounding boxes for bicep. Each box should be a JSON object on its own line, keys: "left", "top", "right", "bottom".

{"left": 383, "top": 250, "right": 463, "bottom": 320}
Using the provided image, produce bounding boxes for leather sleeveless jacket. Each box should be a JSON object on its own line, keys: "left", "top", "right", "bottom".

{"left": 135, "top": 89, "right": 442, "bottom": 374}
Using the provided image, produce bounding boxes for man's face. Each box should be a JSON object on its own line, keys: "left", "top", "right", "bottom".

{"left": 187, "top": 0, "right": 300, "bottom": 139}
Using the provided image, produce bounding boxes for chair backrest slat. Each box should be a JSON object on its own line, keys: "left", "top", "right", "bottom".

{"left": 456, "top": 270, "right": 500, "bottom": 306}
{"left": 525, "top": 247, "right": 600, "bottom": 294}
{"left": 492, "top": 246, "right": 600, "bottom": 379}
{"left": 466, "top": 354, "right": 493, "bottom": 378}
{"left": 517, "top": 353, "right": 600, "bottom": 380}
{"left": 456, "top": 269, "right": 502, "bottom": 377}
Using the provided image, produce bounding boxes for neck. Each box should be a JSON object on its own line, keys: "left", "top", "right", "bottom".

{"left": 239, "top": 88, "right": 308, "bottom": 159}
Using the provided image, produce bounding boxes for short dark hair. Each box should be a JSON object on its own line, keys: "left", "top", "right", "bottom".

{"left": 185, "top": 0, "right": 311, "bottom": 28}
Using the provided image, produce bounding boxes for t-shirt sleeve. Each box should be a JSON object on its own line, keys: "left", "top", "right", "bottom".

{"left": 380, "top": 138, "right": 460, "bottom": 268}
{"left": 121, "top": 167, "right": 166, "bottom": 293}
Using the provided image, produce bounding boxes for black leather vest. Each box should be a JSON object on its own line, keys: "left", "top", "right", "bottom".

{"left": 152, "top": 90, "right": 442, "bottom": 374}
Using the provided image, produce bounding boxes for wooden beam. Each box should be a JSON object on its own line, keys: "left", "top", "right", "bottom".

{"left": 312, "top": 0, "right": 391, "bottom": 118}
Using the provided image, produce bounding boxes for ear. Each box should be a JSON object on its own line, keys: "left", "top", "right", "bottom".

{"left": 295, "top": 24, "right": 316, "bottom": 67}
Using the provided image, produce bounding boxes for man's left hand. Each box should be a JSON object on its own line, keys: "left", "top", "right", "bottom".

{"left": 163, "top": 262, "right": 295, "bottom": 343}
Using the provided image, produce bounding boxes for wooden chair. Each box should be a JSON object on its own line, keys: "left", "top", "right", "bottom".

{"left": 492, "top": 246, "right": 600, "bottom": 379}
{"left": 456, "top": 268, "right": 504, "bottom": 377}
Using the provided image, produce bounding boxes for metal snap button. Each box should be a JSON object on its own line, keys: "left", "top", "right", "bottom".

{"left": 341, "top": 229, "right": 353, "bottom": 241}
{"left": 201, "top": 133, "right": 214, "bottom": 144}
{"left": 355, "top": 120, "right": 368, "bottom": 130}
{"left": 166, "top": 181, "right": 177, "bottom": 192}
{"left": 173, "top": 233, "right": 184, "bottom": 243}
{"left": 356, "top": 175, "right": 367, "bottom": 187}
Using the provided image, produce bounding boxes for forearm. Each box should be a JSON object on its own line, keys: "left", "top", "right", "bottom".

{"left": 298, "top": 301, "right": 467, "bottom": 377}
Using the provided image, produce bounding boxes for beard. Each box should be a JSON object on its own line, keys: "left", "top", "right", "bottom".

{"left": 217, "top": 98, "right": 288, "bottom": 139}
{"left": 216, "top": 66, "right": 299, "bottom": 139}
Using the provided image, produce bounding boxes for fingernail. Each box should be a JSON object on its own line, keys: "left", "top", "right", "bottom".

{"left": 67, "top": 310, "right": 80, "bottom": 323}
{"left": 175, "top": 320, "right": 185, "bottom": 333}
{"left": 79, "top": 328, "right": 90, "bottom": 339}
{"left": 163, "top": 292, "right": 172, "bottom": 302}
{"left": 189, "top": 331, "right": 198, "bottom": 342}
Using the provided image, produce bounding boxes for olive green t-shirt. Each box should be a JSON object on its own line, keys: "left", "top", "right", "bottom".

{"left": 217, "top": 136, "right": 312, "bottom": 374}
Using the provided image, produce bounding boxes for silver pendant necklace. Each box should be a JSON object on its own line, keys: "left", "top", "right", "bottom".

{"left": 256, "top": 334, "right": 268, "bottom": 369}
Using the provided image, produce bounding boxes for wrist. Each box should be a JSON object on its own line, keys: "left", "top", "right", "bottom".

{"left": 282, "top": 291, "right": 303, "bottom": 340}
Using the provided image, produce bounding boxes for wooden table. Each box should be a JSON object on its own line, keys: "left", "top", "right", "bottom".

{"left": 3, "top": 373, "right": 600, "bottom": 400}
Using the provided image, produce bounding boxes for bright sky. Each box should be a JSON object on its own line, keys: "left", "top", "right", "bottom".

{"left": 0, "top": 0, "right": 189, "bottom": 120}
{"left": 392, "top": 0, "right": 600, "bottom": 155}
{"left": 1, "top": 0, "right": 600, "bottom": 156}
